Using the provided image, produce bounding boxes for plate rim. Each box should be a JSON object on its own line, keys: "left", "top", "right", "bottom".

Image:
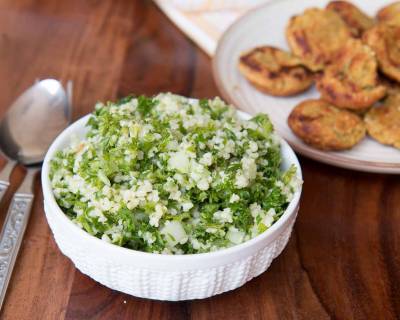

{"left": 212, "top": 0, "right": 400, "bottom": 174}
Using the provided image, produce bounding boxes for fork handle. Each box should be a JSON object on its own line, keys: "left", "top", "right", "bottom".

{"left": 0, "top": 168, "right": 37, "bottom": 309}
{"left": 0, "top": 182, "right": 8, "bottom": 205}
{"left": 0, "top": 161, "right": 16, "bottom": 203}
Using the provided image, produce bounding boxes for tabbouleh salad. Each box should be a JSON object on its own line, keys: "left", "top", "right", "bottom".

{"left": 50, "top": 93, "right": 301, "bottom": 254}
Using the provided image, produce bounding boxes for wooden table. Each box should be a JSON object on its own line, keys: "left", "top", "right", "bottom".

{"left": 0, "top": 1, "right": 399, "bottom": 319}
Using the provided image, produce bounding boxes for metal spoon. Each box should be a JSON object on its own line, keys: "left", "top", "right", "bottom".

{"left": 0, "top": 79, "right": 72, "bottom": 202}
{"left": 0, "top": 79, "right": 72, "bottom": 308}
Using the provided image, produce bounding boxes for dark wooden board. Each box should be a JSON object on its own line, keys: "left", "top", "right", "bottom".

{"left": 0, "top": 1, "right": 398, "bottom": 319}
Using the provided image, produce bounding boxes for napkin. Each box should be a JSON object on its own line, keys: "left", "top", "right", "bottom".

{"left": 154, "top": 0, "right": 269, "bottom": 56}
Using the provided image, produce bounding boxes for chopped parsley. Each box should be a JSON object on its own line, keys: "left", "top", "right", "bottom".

{"left": 50, "top": 93, "right": 301, "bottom": 254}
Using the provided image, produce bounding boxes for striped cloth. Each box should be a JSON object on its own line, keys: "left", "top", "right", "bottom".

{"left": 165, "top": 0, "right": 267, "bottom": 11}
{"left": 154, "top": 0, "right": 269, "bottom": 55}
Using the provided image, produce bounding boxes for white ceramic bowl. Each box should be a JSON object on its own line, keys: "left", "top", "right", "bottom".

{"left": 41, "top": 110, "right": 302, "bottom": 301}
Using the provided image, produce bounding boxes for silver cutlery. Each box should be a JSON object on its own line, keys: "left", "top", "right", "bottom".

{"left": 0, "top": 79, "right": 72, "bottom": 308}
{"left": 0, "top": 80, "right": 72, "bottom": 203}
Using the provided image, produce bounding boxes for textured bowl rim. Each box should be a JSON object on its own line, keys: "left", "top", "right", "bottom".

{"left": 41, "top": 106, "right": 302, "bottom": 262}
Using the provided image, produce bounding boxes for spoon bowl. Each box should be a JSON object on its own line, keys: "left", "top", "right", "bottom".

{"left": 0, "top": 79, "right": 71, "bottom": 165}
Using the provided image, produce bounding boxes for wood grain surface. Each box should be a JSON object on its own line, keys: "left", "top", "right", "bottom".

{"left": 0, "top": 1, "right": 398, "bottom": 319}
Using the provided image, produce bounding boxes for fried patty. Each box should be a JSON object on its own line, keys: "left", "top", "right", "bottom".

{"left": 238, "top": 46, "right": 314, "bottom": 96}
{"left": 326, "top": 1, "right": 374, "bottom": 37}
{"left": 365, "top": 93, "right": 400, "bottom": 149}
{"left": 379, "top": 75, "right": 400, "bottom": 95}
{"left": 316, "top": 39, "right": 386, "bottom": 110}
{"left": 286, "top": 8, "right": 352, "bottom": 71}
{"left": 288, "top": 99, "right": 366, "bottom": 150}
{"left": 377, "top": 1, "right": 400, "bottom": 26}
{"left": 363, "top": 24, "right": 400, "bottom": 83}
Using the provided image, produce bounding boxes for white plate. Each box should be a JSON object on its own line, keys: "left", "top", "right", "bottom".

{"left": 213, "top": 0, "right": 400, "bottom": 174}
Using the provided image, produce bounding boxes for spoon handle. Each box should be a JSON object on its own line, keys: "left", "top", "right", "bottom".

{"left": 0, "top": 168, "right": 38, "bottom": 309}
{"left": 0, "top": 161, "right": 16, "bottom": 203}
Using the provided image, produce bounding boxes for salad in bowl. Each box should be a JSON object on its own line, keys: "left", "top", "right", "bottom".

{"left": 42, "top": 93, "right": 302, "bottom": 300}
